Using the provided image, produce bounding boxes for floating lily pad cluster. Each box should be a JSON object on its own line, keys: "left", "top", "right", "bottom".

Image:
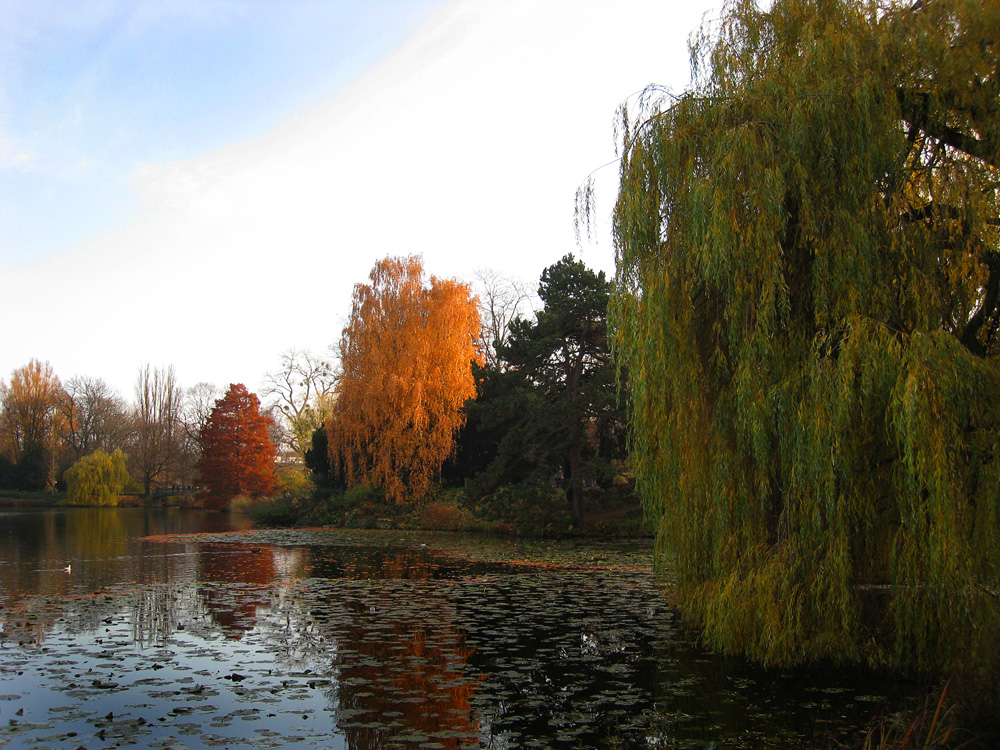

{"left": 1, "top": 517, "right": 916, "bottom": 749}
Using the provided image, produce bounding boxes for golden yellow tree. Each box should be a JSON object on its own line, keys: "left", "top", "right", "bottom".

{"left": 65, "top": 448, "right": 130, "bottom": 506}
{"left": 329, "top": 256, "right": 480, "bottom": 502}
{"left": 0, "top": 359, "right": 68, "bottom": 490}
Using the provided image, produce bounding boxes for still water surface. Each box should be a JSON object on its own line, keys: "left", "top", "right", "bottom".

{"left": 0, "top": 508, "right": 917, "bottom": 749}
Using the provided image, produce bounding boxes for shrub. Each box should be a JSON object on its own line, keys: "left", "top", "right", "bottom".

{"left": 247, "top": 497, "right": 299, "bottom": 527}
{"left": 476, "top": 482, "right": 572, "bottom": 536}
{"left": 309, "top": 484, "right": 404, "bottom": 529}
{"left": 340, "top": 484, "right": 402, "bottom": 528}
{"left": 418, "top": 493, "right": 479, "bottom": 531}
{"left": 275, "top": 464, "right": 314, "bottom": 502}
{"left": 123, "top": 476, "right": 145, "bottom": 495}
{"left": 228, "top": 494, "right": 257, "bottom": 514}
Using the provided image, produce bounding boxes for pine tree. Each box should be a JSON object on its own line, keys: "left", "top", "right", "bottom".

{"left": 497, "top": 255, "right": 619, "bottom": 527}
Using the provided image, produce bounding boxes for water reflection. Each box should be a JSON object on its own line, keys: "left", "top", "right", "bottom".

{"left": 0, "top": 510, "right": 920, "bottom": 749}
{"left": 0, "top": 507, "right": 249, "bottom": 591}
{"left": 326, "top": 585, "right": 479, "bottom": 748}
{"left": 198, "top": 545, "right": 276, "bottom": 636}
{"left": 0, "top": 508, "right": 253, "bottom": 647}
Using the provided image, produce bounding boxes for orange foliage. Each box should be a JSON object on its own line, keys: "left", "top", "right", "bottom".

{"left": 329, "top": 256, "right": 481, "bottom": 502}
{"left": 196, "top": 384, "right": 277, "bottom": 508}
{"left": 0, "top": 359, "right": 67, "bottom": 460}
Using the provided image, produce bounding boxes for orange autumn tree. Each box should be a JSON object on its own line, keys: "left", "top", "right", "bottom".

{"left": 0, "top": 359, "right": 69, "bottom": 490}
{"left": 196, "top": 383, "right": 277, "bottom": 509}
{"left": 329, "top": 256, "right": 480, "bottom": 502}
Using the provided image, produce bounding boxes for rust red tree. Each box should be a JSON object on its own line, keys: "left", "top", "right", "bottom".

{"left": 196, "top": 383, "right": 277, "bottom": 508}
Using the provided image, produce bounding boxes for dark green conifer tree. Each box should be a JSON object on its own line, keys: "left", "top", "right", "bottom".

{"left": 456, "top": 255, "right": 623, "bottom": 528}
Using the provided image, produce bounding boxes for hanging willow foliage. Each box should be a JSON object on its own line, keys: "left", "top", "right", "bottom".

{"left": 609, "top": 0, "right": 1000, "bottom": 671}
{"left": 65, "top": 448, "right": 130, "bottom": 506}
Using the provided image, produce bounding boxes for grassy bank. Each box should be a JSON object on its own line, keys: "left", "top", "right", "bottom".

{"left": 0, "top": 490, "right": 65, "bottom": 507}
{"left": 0, "top": 491, "right": 200, "bottom": 509}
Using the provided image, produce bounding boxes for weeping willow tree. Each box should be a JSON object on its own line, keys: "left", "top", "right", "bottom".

{"left": 65, "top": 449, "right": 130, "bottom": 506}
{"left": 608, "top": 0, "right": 1000, "bottom": 671}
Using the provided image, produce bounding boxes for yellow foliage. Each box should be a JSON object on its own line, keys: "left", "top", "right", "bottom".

{"left": 0, "top": 359, "right": 67, "bottom": 461}
{"left": 65, "top": 449, "right": 130, "bottom": 506}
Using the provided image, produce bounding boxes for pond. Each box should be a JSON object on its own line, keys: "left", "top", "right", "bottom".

{"left": 0, "top": 507, "right": 919, "bottom": 749}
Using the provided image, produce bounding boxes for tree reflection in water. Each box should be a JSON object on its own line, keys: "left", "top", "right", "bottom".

{"left": 327, "top": 583, "right": 478, "bottom": 748}
{"left": 198, "top": 544, "right": 276, "bottom": 635}
{"left": 0, "top": 514, "right": 925, "bottom": 750}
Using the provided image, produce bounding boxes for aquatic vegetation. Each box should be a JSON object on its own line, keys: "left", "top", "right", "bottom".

{"left": 856, "top": 684, "right": 988, "bottom": 750}
{"left": 0, "top": 510, "right": 926, "bottom": 748}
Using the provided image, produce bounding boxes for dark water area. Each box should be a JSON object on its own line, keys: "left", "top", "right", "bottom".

{"left": 0, "top": 508, "right": 921, "bottom": 749}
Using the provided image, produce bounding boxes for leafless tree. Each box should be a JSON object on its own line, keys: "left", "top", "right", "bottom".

{"left": 130, "top": 364, "right": 182, "bottom": 496}
{"left": 60, "top": 376, "right": 131, "bottom": 461}
{"left": 177, "top": 382, "right": 221, "bottom": 487}
{"left": 181, "top": 382, "right": 221, "bottom": 442}
{"left": 473, "top": 269, "right": 535, "bottom": 370}
{"left": 261, "top": 349, "right": 337, "bottom": 456}
{"left": 260, "top": 402, "right": 291, "bottom": 458}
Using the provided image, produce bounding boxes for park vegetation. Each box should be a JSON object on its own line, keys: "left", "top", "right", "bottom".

{"left": 64, "top": 448, "right": 129, "bottom": 506}
{"left": 0, "top": 253, "right": 627, "bottom": 533}
{"left": 196, "top": 384, "right": 277, "bottom": 509}
{"left": 1, "top": 0, "right": 995, "bottom": 718}
{"left": 601, "top": 0, "right": 999, "bottom": 681}
{"left": 328, "top": 256, "right": 480, "bottom": 503}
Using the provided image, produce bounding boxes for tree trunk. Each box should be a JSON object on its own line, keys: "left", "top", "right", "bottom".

{"left": 568, "top": 422, "right": 585, "bottom": 529}
{"left": 566, "top": 346, "right": 586, "bottom": 529}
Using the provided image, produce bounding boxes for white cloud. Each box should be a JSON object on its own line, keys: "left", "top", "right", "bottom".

{"left": 0, "top": 0, "right": 718, "bottom": 397}
{"left": 0, "top": 134, "right": 33, "bottom": 167}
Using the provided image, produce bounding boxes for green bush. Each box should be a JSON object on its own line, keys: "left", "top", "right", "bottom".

{"left": 312, "top": 484, "right": 406, "bottom": 529}
{"left": 275, "top": 464, "right": 314, "bottom": 501}
{"left": 575, "top": 484, "right": 651, "bottom": 537}
{"left": 246, "top": 497, "right": 299, "bottom": 527}
{"left": 0, "top": 489, "right": 65, "bottom": 506}
{"left": 123, "top": 476, "right": 145, "bottom": 495}
{"left": 291, "top": 480, "right": 642, "bottom": 537}
{"left": 476, "top": 482, "right": 572, "bottom": 536}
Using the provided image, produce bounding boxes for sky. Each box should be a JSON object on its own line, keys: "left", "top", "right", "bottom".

{"left": 1, "top": 0, "right": 722, "bottom": 399}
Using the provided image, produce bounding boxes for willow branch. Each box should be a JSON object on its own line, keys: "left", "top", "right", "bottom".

{"left": 898, "top": 89, "right": 999, "bottom": 169}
